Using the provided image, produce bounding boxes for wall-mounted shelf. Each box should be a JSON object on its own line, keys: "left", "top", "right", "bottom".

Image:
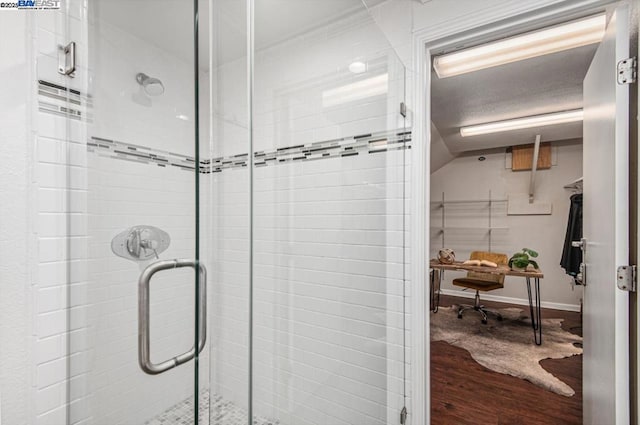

{"left": 432, "top": 191, "right": 508, "bottom": 251}
{"left": 430, "top": 199, "right": 508, "bottom": 206}
{"left": 431, "top": 226, "right": 508, "bottom": 232}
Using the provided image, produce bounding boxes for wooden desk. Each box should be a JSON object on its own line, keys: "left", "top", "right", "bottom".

{"left": 429, "top": 260, "right": 544, "bottom": 345}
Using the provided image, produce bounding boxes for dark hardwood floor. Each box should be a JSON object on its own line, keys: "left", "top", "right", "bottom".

{"left": 431, "top": 295, "right": 583, "bottom": 425}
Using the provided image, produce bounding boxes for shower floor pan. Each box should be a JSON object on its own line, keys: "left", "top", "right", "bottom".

{"left": 145, "top": 390, "right": 279, "bottom": 425}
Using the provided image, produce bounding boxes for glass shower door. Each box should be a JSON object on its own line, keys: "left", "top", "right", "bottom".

{"left": 209, "top": 1, "right": 410, "bottom": 424}
{"left": 63, "top": 0, "right": 207, "bottom": 423}
{"left": 60, "top": 1, "right": 410, "bottom": 423}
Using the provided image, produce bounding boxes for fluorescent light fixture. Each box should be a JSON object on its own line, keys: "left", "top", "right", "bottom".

{"left": 348, "top": 61, "right": 367, "bottom": 74}
{"left": 460, "top": 109, "right": 583, "bottom": 137}
{"left": 434, "top": 14, "right": 606, "bottom": 78}
{"left": 322, "top": 73, "right": 388, "bottom": 107}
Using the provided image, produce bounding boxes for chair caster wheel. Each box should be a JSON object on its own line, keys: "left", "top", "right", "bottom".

{"left": 481, "top": 319, "right": 488, "bottom": 324}
{"left": 497, "top": 316, "right": 503, "bottom": 321}
{"left": 457, "top": 313, "right": 462, "bottom": 319}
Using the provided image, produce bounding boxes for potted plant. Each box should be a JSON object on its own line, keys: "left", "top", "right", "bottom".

{"left": 509, "top": 248, "right": 539, "bottom": 271}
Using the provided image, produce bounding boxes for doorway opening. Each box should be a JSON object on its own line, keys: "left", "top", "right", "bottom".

{"left": 426, "top": 4, "right": 631, "bottom": 424}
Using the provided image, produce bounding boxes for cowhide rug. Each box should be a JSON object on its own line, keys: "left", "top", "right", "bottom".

{"left": 431, "top": 305, "right": 582, "bottom": 397}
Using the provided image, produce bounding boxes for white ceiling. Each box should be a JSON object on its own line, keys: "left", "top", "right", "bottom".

{"left": 431, "top": 43, "right": 598, "bottom": 154}
{"left": 92, "top": 0, "right": 381, "bottom": 67}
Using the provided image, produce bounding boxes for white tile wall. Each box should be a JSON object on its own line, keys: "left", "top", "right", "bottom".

{"left": 209, "top": 151, "right": 410, "bottom": 425}
{"left": 31, "top": 2, "right": 206, "bottom": 423}
{"left": 81, "top": 154, "right": 199, "bottom": 424}
{"left": 213, "top": 10, "right": 406, "bottom": 158}
{"left": 209, "top": 9, "right": 411, "bottom": 423}
{"left": 30, "top": 3, "right": 410, "bottom": 425}
{"left": 34, "top": 134, "right": 204, "bottom": 424}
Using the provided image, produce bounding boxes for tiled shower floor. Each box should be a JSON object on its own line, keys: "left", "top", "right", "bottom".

{"left": 145, "top": 390, "right": 279, "bottom": 425}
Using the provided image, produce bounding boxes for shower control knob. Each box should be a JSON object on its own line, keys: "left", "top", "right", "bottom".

{"left": 111, "top": 225, "right": 170, "bottom": 262}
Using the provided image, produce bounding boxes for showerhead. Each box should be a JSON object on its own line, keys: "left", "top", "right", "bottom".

{"left": 136, "top": 72, "right": 165, "bottom": 96}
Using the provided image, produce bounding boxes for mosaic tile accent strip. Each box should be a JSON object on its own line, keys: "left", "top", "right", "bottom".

{"left": 145, "top": 390, "right": 279, "bottom": 425}
{"left": 37, "top": 80, "right": 411, "bottom": 170}
{"left": 37, "top": 80, "right": 93, "bottom": 122}
{"left": 88, "top": 136, "right": 198, "bottom": 171}
{"left": 202, "top": 129, "right": 412, "bottom": 174}
{"left": 88, "top": 129, "right": 412, "bottom": 173}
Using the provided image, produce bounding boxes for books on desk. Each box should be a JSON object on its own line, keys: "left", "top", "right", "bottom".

{"left": 462, "top": 259, "right": 498, "bottom": 268}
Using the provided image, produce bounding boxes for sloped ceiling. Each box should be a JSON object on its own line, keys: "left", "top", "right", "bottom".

{"left": 431, "top": 43, "right": 597, "bottom": 154}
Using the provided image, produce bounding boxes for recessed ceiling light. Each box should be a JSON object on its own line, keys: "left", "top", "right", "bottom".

{"left": 434, "top": 14, "right": 606, "bottom": 78}
{"left": 348, "top": 61, "right": 367, "bottom": 74}
{"left": 460, "top": 109, "right": 583, "bottom": 137}
{"left": 176, "top": 114, "right": 190, "bottom": 121}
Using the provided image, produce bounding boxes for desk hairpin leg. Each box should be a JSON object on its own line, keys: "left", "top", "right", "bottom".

{"left": 430, "top": 269, "right": 443, "bottom": 313}
{"left": 525, "top": 277, "right": 542, "bottom": 345}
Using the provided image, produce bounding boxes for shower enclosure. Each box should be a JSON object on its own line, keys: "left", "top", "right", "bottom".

{"left": 26, "top": 0, "right": 412, "bottom": 423}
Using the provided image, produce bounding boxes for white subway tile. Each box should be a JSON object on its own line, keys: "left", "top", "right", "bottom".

{"left": 37, "top": 357, "right": 67, "bottom": 389}
{"left": 35, "top": 383, "right": 65, "bottom": 415}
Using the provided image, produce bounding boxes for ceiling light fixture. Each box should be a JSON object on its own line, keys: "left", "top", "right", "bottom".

{"left": 460, "top": 109, "right": 583, "bottom": 137}
{"left": 348, "top": 61, "right": 367, "bottom": 74}
{"left": 433, "top": 14, "right": 606, "bottom": 78}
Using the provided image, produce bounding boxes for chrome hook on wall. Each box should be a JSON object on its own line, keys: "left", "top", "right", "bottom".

{"left": 58, "top": 41, "right": 76, "bottom": 77}
{"left": 111, "top": 225, "right": 170, "bottom": 261}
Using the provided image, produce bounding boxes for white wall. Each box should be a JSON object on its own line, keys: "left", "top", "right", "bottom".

{"left": 82, "top": 155, "right": 198, "bottom": 424}
{"left": 430, "top": 123, "right": 455, "bottom": 173}
{"left": 209, "top": 7, "right": 410, "bottom": 425}
{"left": 209, "top": 157, "right": 409, "bottom": 425}
{"left": 430, "top": 141, "right": 583, "bottom": 310}
{"left": 213, "top": 10, "right": 406, "bottom": 158}
{"left": 0, "top": 13, "right": 33, "bottom": 425}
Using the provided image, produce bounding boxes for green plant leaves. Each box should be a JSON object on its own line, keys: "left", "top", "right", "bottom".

{"left": 509, "top": 248, "right": 539, "bottom": 269}
{"left": 508, "top": 257, "right": 527, "bottom": 268}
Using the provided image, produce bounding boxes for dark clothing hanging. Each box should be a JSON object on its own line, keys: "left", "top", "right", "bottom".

{"left": 561, "top": 193, "right": 583, "bottom": 277}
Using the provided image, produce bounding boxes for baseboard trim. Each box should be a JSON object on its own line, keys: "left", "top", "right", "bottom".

{"left": 438, "top": 289, "right": 581, "bottom": 313}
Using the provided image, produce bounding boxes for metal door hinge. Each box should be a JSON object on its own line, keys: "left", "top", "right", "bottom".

{"left": 576, "top": 262, "right": 586, "bottom": 286}
{"left": 400, "top": 406, "right": 407, "bottom": 425}
{"left": 616, "top": 265, "right": 636, "bottom": 292}
{"left": 617, "top": 57, "right": 636, "bottom": 84}
{"left": 58, "top": 41, "right": 76, "bottom": 77}
{"left": 572, "top": 238, "right": 587, "bottom": 286}
{"left": 400, "top": 102, "right": 407, "bottom": 118}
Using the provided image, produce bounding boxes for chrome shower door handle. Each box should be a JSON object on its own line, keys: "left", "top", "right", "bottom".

{"left": 138, "top": 259, "right": 207, "bottom": 375}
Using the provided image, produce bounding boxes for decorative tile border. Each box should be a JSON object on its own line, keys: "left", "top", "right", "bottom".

{"left": 88, "top": 136, "right": 198, "bottom": 171}
{"left": 38, "top": 78, "right": 411, "bottom": 172}
{"left": 202, "top": 129, "right": 411, "bottom": 174}
{"left": 88, "top": 129, "right": 411, "bottom": 174}
{"left": 37, "top": 80, "right": 93, "bottom": 121}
